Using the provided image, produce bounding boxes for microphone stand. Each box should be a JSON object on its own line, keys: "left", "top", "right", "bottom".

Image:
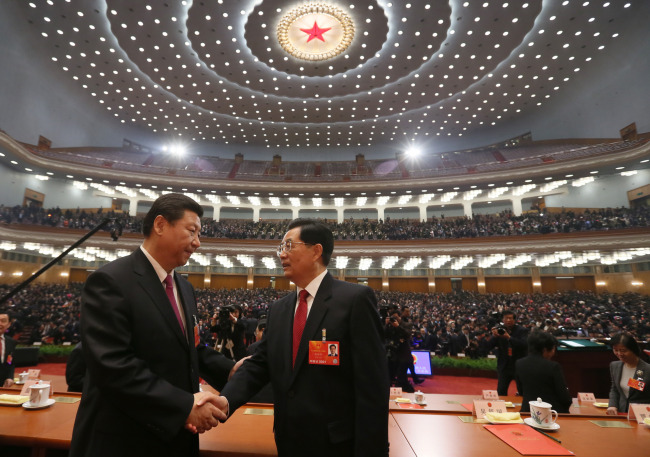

{"left": 0, "top": 217, "right": 115, "bottom": 305}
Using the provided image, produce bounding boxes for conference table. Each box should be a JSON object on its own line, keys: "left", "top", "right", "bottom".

{"left": 1, "top": 388, "right": 647, "bottom": 456}
{"left": 388, "top": 392, "right": 616, "bottom": 417}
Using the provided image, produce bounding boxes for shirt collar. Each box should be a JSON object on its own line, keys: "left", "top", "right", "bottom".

{"left": 140, "top": 245, "right": 170, "bottom": 283}
{"left": 298, "top": 269, "right": 328, "bottom": 299}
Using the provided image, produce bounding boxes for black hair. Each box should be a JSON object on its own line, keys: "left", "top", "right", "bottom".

{"left": 610, "top": 332, "right": 641, "bottom": 357}
{"left": 502, "top": 310, "right": 516, "bottom": 319}
{"left": 142, "top": 193, "right": 204, "bottom": 237}
{"left": 527, "top": 330, "right": 558, "bottom": 355}
{"left": 286, "top": 218, "right": 334, "bottom": 266}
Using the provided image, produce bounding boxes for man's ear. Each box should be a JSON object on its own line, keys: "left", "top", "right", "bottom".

{"left": 153, "top": 215, "right": 167, "bottom": 235}
{"left": 312, "top": 243, "right": 324, "bottom": 262}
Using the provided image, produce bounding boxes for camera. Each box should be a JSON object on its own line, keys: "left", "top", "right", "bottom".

{"left": 218, "top": 305, "right": 234, "bottom": 321}
{"left": 493, "top": 323, "right": 507, "bottom": 335}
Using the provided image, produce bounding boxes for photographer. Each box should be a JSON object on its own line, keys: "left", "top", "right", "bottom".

{"left": 212, "top": 304, "right": 246, "bottom": 361}
{"left": 488, "top": 310, "right": 528, "bottom": 395}
{"left": 384, "top": 310, "right": 415, "bottom": 392}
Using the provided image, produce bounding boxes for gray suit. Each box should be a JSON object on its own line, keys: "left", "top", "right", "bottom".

{"left": 608, "top": 358, "right": 650, "bottom": 413}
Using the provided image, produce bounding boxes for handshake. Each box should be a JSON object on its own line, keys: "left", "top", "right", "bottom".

{"left": 184, "top": 391, "right": 229, "bottom": 434}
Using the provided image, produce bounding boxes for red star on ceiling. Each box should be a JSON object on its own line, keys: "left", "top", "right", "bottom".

{"left": 300, "top": 21, "right": 332, "bottom": 42}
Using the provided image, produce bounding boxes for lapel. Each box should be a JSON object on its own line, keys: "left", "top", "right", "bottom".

{"left": 290, "top": 273, "right": 334, "bottom": 383}
{"left": 132, "top": 250, "right": 188, "bottom": 348}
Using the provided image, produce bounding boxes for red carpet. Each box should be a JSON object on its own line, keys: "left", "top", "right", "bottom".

{"left": 30, "top": 363, "right": 515, "bottom": 395}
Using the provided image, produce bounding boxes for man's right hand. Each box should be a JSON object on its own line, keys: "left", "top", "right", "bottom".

{"left": 185, "top": 392, "right": 228, "bottom": 434}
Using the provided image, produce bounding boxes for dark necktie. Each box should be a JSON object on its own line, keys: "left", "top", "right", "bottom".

{"left": 164, "top": 275, "right": 185, "bottom": 335}
{"left": 292, "top": 289, "right": 309, "bottom": 367}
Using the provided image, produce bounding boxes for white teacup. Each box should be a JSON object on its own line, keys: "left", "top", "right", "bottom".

{"left": 529, "top": 397, "right": 558, "bottom": 428}
{"left": 29, "top": 381, "right": 50, "bottom": 407}
{"left": 414, "top": 391, "right": 425, "bottom": 404}
{"left": 18, "top": 372, "right": 29, "bottom": 383}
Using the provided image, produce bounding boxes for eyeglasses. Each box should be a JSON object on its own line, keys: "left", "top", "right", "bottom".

{"left": 276, "top": 240, "right": 313, "bottom": 257}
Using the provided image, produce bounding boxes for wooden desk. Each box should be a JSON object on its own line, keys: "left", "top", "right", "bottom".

{"left": 568, "top": 398, "right": 612, "bottom": 417}
{"left": 389, "top": 393, "right": 522, "bottom": 414}
{"left": 0, "top": 389, "right": 80, "bottom": 453}
{"left": 391, "top": 413, "right": 649, "bottom": 457}
{"left": 0, "top": 395, "right": 412, "bottom": 457}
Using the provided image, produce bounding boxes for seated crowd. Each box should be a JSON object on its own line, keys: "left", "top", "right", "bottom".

{"left": 1, "top": 283, "right": 647, "bottom": 352}
{"left": 1, "top": 203, "right": 648, "bottom": 241}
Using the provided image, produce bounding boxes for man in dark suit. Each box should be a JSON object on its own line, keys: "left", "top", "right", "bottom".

{"left": 489, "top": 310, "right": 528, "bottom": 395}
{"left": 0, "top": 311, "right": 17, "bottom": 387}
{"left": 69, "top": 194, "right": 236, "bottom": 457}
{"left": 220, "top": 219, "right": 389, "bottom": 457}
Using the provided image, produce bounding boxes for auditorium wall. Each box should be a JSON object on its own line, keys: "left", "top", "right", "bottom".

{"left": 545, "top": 170, "right": 650, "bottom": 209}
{"left": 0, "top": 163, "right": 112, "bottom": 208}
{"left": 1, "top": 259, "right": 648, "bottom": 295}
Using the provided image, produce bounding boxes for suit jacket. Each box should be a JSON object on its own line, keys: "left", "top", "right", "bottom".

{"left": 608, "top": 358, "right": 650, "bottom": 413}
{"left": 221, "top": 273, "right": 389, "bottom": 457}
{"left": 66, "top": 342, "right": 85, "bottom": 392}
{"left": 516, "top": 354, "right": 572, "bottom": 413}
{"left": 69, "top": 249, "right": 235, "bottom": 457}
{"left": 0, "top": 334, "right": 17, "bottom": 383}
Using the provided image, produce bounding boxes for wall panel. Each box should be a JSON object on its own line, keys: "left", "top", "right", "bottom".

{"left": 388, "top": 277, "right": 428, "bottom": 293}
{"left": 253, "top": 276, "right": 271, "bottom": 289}
{"left": 462, "top": 277, "right": 479, "bottom": 292}
{"left": 486, "top": 277, "right": 532, "bottom": 294}
{"left": 210, "top": 275, "right": 247, "bottom": 290}
{"left": 435, "top": 278, "right": 452, "bottom": 293}
{"left": 368, "top": 278, "right": 383, "bottom": 291}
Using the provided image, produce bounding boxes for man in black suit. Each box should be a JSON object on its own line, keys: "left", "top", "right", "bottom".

{"left": 489, "top": 310, "right": 528, "bottom": 395}
{"left": 0, "top": 311, "right": 17, "bottom": 387}
{"left": 220, "top": 219, "right": 389, "bottom": 457}
{"left": 69, "top": 194, "right": 236, "bottom": 457}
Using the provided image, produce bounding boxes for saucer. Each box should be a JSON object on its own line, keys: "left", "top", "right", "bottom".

{"left": 22, "top": 398, "right": 56, "bottom": 410}
{"left": 524, "top": 417, "right": 560, "bottom": 431}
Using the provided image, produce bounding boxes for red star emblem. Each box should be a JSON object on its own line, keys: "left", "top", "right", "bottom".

{"left": 300, "top": 21, "right": 332, "bottom": 42}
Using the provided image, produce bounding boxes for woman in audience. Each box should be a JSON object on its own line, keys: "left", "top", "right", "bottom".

{"left": 606, "top": 332, "right": 650, "bottom": 415}
{"left": 516, "top": 330, "right": 572, "bottom": 413}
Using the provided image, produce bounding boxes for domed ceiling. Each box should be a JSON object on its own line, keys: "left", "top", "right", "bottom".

{"left": 8, "top": 0, "right": 648, "bottom": 151}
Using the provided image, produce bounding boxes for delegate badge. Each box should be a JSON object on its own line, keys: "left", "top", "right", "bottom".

{"left": 628, "top": 377, "right": 645, "bottom": 391}
{"left": 308, "top": 341, "right": 340, "bottom": 366}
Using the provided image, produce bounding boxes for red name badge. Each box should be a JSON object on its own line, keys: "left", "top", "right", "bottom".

{"left": 628, "top": 377, "right": 646, "bottom": 391}
{"left": 308, "top": 341, "right": 340, "bottom": 366}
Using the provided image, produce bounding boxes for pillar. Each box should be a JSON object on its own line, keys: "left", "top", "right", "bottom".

{"left": 477, "top": 268, "right": 486, "bottom": 294}
{"left": 462, "top": 201, "right": 472, "bottom": 218}
{"left": 511, "top": 198, "right": 523, "bottom": 216}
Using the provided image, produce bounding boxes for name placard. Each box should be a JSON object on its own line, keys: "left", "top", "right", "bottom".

{"left": 577, "top": 392, "right": 596, "bottom": 402}
{"left": 482, "top": 390, "right": 499, "bottom": 400}
{"left": 389, "top": 387, "right": 403, "bottom": 397}
{"left": 628, "top": 403, "right": 650, "bottom": 424}
{"left": 473, "top": 400, "right": 507, "bottom": 419}
{"left": 27, "top": 369, "right": 41, "bottom": 380}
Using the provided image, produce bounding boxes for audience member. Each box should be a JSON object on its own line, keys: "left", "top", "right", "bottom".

{"left": 606, "top": 332, "right": 650, "bottom": 415}
{"left": 517, "top": 331, "right": 572, "bottom": 413}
